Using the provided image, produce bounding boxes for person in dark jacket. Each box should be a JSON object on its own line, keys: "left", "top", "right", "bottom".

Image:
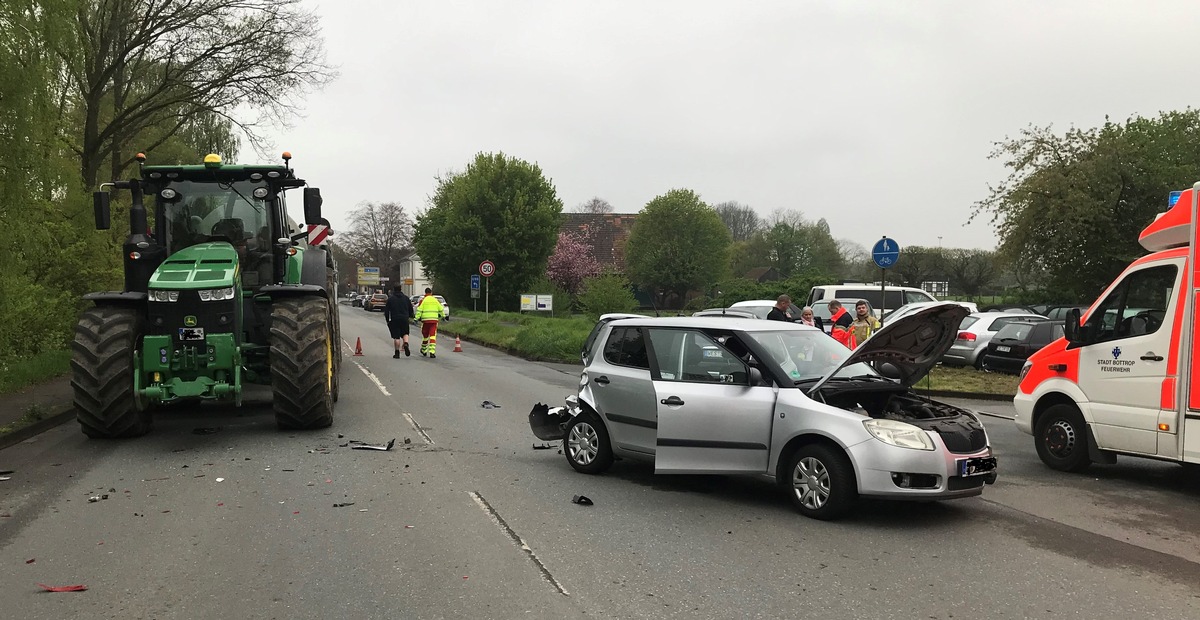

{"left": 384, "top": 285, "right": 416, "bottom": 358}
{"left": 766, "top": 295, "right": 795, "bottom": 322}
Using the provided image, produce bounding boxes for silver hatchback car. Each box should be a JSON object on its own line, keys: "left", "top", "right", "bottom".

{"left": 529, "top": 304, "right": 998, "bottom": 520}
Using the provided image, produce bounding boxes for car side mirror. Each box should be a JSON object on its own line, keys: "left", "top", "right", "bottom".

{"left": 749, "top": 367, "right": 765, "bottom": 386}
{"left": 1064, "top": 308, "right": 1083, "bottom": 345}
{"left": 303, "top": 187, "right": 323, "bottom": 223}
{"left": 93, "top": 191, "right": 111, "bottom": 230}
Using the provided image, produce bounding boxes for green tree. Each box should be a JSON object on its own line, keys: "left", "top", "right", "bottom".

{"left": 944, "top": 249, "right": 998, "bottom": 297}
{"left": 413, "top": 152, "right": 563, "bottom": 310}
{"left": 973, "top": 110, "right": 1200, "bottom": 302}
{"left": 577, "top": 272, "right": 638, "bottom": 317}
{"left": 890, "top": 245, "right": 944, "bottom": 288}
{"left": 625, "top": 189, "right": 730, "bottom": 307}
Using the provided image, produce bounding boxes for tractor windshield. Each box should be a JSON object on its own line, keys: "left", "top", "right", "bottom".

{"left": 161, "top": 180, "right": 272, "bottom": 255}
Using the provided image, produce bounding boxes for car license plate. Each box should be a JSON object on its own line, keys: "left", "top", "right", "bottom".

{"left": 995, "top": 345, "right": 1011, "bottom": 353}
{"left": 957, "top": 456, "right": 997, "bottom": 477}
{"left": 179, "top": 327, "right": 205, "bottom": 342}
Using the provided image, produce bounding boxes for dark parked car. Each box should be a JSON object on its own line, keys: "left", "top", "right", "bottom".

{"left": 981, "top": 319, "right": 1062, "bottom": 375}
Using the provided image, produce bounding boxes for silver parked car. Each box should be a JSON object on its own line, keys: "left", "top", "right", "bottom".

{"left": 529, "top": 303, "right": 998, "bottom": 520}
{"left": 941, "top": 311, "right": 1047, "bottom": 369}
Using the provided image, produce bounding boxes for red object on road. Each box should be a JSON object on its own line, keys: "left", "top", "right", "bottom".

{"left": 37, "top": 583, "right": 87, "bottom": 592}
{"left": 353, "top": 337, "right": 364, "bottom": 356}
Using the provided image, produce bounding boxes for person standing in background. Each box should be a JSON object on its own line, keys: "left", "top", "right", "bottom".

{"left": 384, "top": 284, "right": 415, "bottom": 358}
{"left": 415, "top": 287, "right": 445, "bottom": 358}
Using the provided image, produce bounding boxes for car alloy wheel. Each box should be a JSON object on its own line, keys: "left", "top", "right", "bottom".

{"left": 568, "top": 422, "right": 599, "bottom": 466}
{"left": 792, "top": 456, "right": 830, "bottom": 510}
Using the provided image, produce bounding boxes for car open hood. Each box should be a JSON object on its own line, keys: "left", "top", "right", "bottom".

{"left": 807, "top": 302, "right": 970, "bottom": 393}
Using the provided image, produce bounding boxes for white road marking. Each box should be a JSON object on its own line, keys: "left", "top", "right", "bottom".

{"left": 402, "top": 413, "right": 434, "bottom": 444}
{"left": 353, "top": 361, "right": 390, "bottom": 396}
{"left": 468, "top": 491, "right": 569, "bottom": 596}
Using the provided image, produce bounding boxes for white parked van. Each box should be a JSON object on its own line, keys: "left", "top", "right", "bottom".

{"left": 806, "top": 284, "right": 937, "bottom": 318}
{"left": 1014, "top": 185, "right": 1200, "bottom": 472}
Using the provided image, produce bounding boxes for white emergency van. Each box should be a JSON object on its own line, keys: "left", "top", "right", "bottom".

{"left": 1014, "top": 185, "right": 1200, "bottom": 471}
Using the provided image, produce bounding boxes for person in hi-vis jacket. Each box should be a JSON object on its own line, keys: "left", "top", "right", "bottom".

{"left": 414, "top": 287, "right": 445, "bottom": 358}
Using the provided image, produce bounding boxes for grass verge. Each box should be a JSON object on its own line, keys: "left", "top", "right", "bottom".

{"left": 446, "top": 311, "right": 1021, "bottom": 395}
{"left": 0, "top": 404, "right": 50, "bottom": 435}
{"left": 0, "top": 348, "right": 71, "bottom": 395}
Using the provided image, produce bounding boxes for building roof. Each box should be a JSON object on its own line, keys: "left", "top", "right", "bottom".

{"left": 560, "top": 213, "right": 638, "bottom": 272}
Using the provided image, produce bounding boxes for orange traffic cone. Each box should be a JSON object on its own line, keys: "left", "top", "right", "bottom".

{"left": 353, "top": 337, "right": 364, "bottom": 356}
{"left": 453, "top": 336, "right": 463, "bottom": 353}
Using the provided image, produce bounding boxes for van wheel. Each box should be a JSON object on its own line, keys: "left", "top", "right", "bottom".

{"left": 563, "top": 413, "right": 613, "bottom": 474}
{"left": 1034, "top": 404, "right": 1091, "bottom": 472}
{"left": 785, "top": 444, "right": 857, "bottom": 520}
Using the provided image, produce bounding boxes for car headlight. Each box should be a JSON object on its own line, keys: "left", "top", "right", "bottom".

{"left": 863, "top": 419, "right": 935, "bottom": 451}
{"left": 149, "top": 289, "right": 179, "bottom": 302}
{"left": 1019, "top": 360, "right": 1032, "bottom": 380}
{"left": 198, "top": 286, "right": 236, "bottom": 301}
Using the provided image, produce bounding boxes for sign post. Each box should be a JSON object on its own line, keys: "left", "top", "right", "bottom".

{"left": 479, "top": 260, "right": 496, "bottom": 315}
{"left": 871, "top": 237, "right": 901, "bottom": 324}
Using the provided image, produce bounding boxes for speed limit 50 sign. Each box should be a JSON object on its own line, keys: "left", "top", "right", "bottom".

{"left": 479, "top": 260, "right": 496, "bottom": 277}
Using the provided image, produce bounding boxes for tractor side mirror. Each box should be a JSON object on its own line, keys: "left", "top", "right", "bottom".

{"left": 303, "top": 187, "right": 323, "bottom": 224}
{"left": 93, "top": 191, "right": 111, "bottom": 230}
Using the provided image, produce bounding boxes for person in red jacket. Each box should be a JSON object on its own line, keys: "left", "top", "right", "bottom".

{"left": 827, "top": 300, "right": 854, "bottom": 348}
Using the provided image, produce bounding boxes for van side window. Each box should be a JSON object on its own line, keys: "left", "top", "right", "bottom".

{"left": 1086, "top": 265, "right": 1177, "bottom": 343}
{"left": 603, "top": 327, "right": 650, "bottom": 369}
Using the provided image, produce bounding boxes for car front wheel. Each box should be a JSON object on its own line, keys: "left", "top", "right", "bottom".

{"left": 563, "top": 412, "right": 613, "bottom": 474}
{"left": 1034, "top": 404, "right": 1092, "bottom": 472}
{"left": 785, "top": 443, "right": 857, "bottom": 520}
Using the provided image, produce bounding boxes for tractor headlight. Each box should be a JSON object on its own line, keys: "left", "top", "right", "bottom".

{"left": 252, "top": 187, "right": 269, "bottom": 199}
{"left": 198, "top": 286, "right": 236, "bottom": 301}
{"left": 863, "top": 419, "right": 935, "bottom": 451}
{"left": 149, "top": 289, "right": 180, "bottom": 302}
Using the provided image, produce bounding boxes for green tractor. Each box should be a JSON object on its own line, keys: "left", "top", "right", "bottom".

{"left": 73, "top": 152, "right": 341, "bottom": 437}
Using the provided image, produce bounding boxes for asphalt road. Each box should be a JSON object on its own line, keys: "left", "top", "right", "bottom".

{"left": 1, "top": 305, "right": 1198, "bottom": 619}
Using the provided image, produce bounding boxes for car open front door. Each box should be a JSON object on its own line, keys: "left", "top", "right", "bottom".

{"left": 647, "top": 328, "right": 775, "bottom": 474}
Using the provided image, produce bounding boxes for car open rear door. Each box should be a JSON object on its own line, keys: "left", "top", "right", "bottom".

{"left": 646, "top": 328, "right": 775, "bottom": 474}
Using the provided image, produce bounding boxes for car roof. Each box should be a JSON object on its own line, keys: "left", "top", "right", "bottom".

{"left": 608, "top": 316, "right": 820, "bottom": 332}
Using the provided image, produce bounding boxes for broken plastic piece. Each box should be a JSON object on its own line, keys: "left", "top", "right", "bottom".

{"left": 333, "top": 502, "right": 355, "bottom": 508}
{"left": 0, "top": 470, "right": 15, "bottom": 475}
{"left": 25, "top": 558, "right": 34, "bottom": 564}
{"left": 481, "top": 400, "right": 502, "bottom": 409}
{"left": 192, "top": 427, "right": 221, "bottom": 435}
{"left": 350, "top": 438, "right": 396, "bottom": 451}
{"left": 215, "top": 478, "right": 225, "bottom": 482}
{"left": 571, "top": 494, "right": 594, "bottom": 506}
{"left": 532, "top": 443, "right": 554, "bottom": 450}
{"left": 37, "top": 583, "right": 87, "bottom": 592}
{"left": 0, "top": 477, "right": 10, "bottom": 482}
{"left": 87, "top": 496, "right": 100, "bottom": 503}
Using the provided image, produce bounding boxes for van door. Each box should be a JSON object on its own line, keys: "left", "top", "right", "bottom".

{"left": 1076, "top": 261, "right": 1181, "bottom": 455}
{"left": 647, "top": 328, "right": 776, "bottom": 473}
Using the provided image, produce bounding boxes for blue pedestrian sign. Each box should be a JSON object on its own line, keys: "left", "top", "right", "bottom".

{"left": 872, "top": 237, "right": 900, "bottom": 269}
{"left": 470, "top": 274, "right": 481, "bottom": 290}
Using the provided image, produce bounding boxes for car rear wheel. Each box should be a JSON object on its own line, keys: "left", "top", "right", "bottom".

{"left": 785, "top": 443, "right": 857, "bottom": 520}
{"left": 563, "top": 412, "right": 613, "bottom": 474}
{"left": 1034, "top": 404, "right": 1092, "bottom": 472}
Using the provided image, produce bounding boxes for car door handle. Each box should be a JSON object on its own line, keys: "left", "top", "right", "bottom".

{"left": 660, "top": 396, "right": 685, "bottom": 406}
{"left": 1140, "top": 353, "right": 1164, "bottom": 361}
{"left": 592, "top": 376, "right": 610, "bottom": 385}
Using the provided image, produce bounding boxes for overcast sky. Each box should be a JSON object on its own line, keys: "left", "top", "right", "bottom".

{"left": 260, "top": 0, "right": 1200, "bottom": 253}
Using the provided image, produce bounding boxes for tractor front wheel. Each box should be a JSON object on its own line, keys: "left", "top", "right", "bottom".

{"left": 270, "top": 297, "right": 335, "bottom": 430}
{"left": 71, "top": 306, "right": 152, "bottom": 438}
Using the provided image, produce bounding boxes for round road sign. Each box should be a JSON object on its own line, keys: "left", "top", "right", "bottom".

{"left": 479, "top": 260, "right": 496, "bottom": 277}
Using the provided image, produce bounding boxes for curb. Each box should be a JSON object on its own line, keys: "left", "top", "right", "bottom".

{"left": 0, "top": 408, "right": 74, "bottom": 451}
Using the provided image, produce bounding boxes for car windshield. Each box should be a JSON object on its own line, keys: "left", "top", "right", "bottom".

{"left": 745, "top": 329, "right": 875, "bottom": 383}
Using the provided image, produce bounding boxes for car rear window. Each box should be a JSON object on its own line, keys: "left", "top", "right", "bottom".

{"left": 994, "top": 322, "right": 1037, "bottom": 341}
{"left": 602, "top": 327, "right": 650, "bottom": 369}
{"left": 989, "top": 316, "right": 1041, "bottom": 331}
{"left": 958, "top": 316, "right": 979, "bottom": 330}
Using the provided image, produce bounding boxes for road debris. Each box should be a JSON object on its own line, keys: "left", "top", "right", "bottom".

{"left": 350, "top": 438, "right": 396, "bottom": 451}
{"left": 192, "top": 427, "right": 221, "bottom": 435}
{"left": 532, "top": 443, "right": 555, "bottom": 450}
{"left": 215, "top": 478, "right": 225, "bottom": 482}
{"left": 87, "top": 496, "right": 101, "bottom": 503}
{"left": 25, "top": 558, "right": 34, "bottom": 564}
{"left": 480, "top": 400, "right": 502, "bottom": 409}
{"left": 333, "top": 502, "right": 355, "bottom": 508}
{"left": 37, "top": 583, "right": 87, "bottom": 592}
{"left": 0, "top": 477, "right": 10, "bottom": 482}
{"left": 0, "top": 470, "right": 14, "bottom": 475}
{"left": 571, "top": 494, "right": 594, "bottom": 506}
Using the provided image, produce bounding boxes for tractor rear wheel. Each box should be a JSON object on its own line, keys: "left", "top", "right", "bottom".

{"left": 270, "top": 296, "right": 334, "bottom": 429}
{"left": 71, "top": 306, "right": 152, "bottom": 438}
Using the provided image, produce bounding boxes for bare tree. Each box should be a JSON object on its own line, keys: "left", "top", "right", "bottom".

{"left": 572, "top": 197, "right": 614, "bottom": 214}
{"left": 714, "top": 201, "right": 760, "bottom": 241}
{"left": 65, "top": 0, "right": 337, "bottom": 187}
{"left": 343, "top": 202, "right": 414, "bottom": 279}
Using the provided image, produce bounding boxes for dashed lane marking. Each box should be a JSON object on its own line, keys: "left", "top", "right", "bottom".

{"left": 402, "top": 412, "right": 434, "bottom": 444}
{"left": 353, "top": 361, "right": 390, "bottom": 396}
{"left": 468, "top": 491, "right": 568, "bottom": 596}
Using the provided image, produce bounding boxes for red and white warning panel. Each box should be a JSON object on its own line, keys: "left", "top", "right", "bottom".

{"left": 307, "top": 224, "right": 329, "bottom": 246}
